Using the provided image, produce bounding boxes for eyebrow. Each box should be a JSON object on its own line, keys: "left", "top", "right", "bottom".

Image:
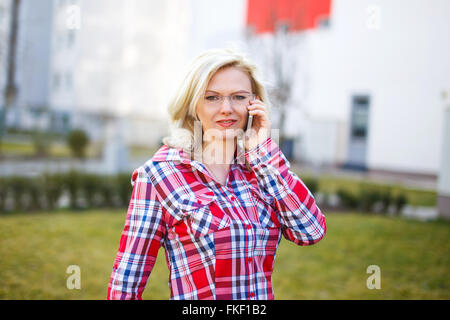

{"left": 205, "top": 90, "right": 251, "bottom": 95}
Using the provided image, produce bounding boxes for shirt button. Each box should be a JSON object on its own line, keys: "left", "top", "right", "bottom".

{"left": 250, "top": 292, "right": 255, "bottom": 298}
{"left": 231, "top": 196, "right": 236, "bottom": 202}
{"left": 246, "top": 224, "right": 251, "bottom": 230}
{"left": 248, "top": 257, "right": 253, "bottom": 263}
{"left": 197, "top": 200, "right": 202, "bottom": 204}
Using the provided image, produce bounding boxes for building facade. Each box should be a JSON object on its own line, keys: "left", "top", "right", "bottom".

{"left": 2, "top": 0, "right": 449, "bottom": 179}
{"left": 1, "top": 0, "right": 192, "bottom": 146}
{"left": 245, "top": 0, "right": 450, "bottom": 178}
{"left": 0, "top": 0, "right": 53, "bottom": 131}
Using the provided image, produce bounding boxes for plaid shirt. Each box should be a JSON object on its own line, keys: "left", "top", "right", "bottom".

{"left": 107, "top": 137, "right": 326, "bottom": 300}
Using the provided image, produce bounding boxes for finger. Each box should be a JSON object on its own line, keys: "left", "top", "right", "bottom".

{"left": 248, "top": 101, "right": 264, "bottom": 107}
{"left": 247, "top": 103, "right": 266, "bottom": 111}
{"left": 250, "top": 98, "right": 263, "bottom": 104}
{"left": 248, "top": 109, "right": 267, "bottom": 117}
{"left": 248, "top": 107, "right": 267, "bottom": 116}
{"left": 249, "top": 99, "right": 264, "bottom": 107}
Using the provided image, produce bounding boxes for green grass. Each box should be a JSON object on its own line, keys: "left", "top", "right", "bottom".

{"left": 0, "top": 142, "right": 35, "bottom": 156}
{"left": 1, "top": 140, "right": 157, "bottom": 160}
{"left": 128, "top": 145, "right": 160, "bottom": 159}
{"left": 0, "top": 141, "right": 101, "bottom": 159}
{"left": 0, "top": 210, "right": 448, "bottom": 300}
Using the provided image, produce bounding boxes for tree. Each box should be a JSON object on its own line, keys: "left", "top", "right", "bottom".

{"left": 246, "top": 22, "right": 304, "bottom": 160}
{"left": 67, "top": 129, "right": 90, "bottom": 159}
{"left": 245, "top": 0, "right": 332, "bottom": 160}
{"left": 0, "top": 0, "right": 21, "bottom": 156}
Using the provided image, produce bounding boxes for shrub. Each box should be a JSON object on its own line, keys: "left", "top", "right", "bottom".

{"left": 334, "top": 182, "right": 408, "bottom": 215}
{"left": 358, "top": 187, "right": 381, "bottom": 212}
{"left": 27, "top": 177, "right": 44, "bottom": 211}
{"left": 79, "top": 173, "right": 98, "bottom": 208}
{"left": 302, "top": 176, "right": 318, "bottom": 194}
{"left": 336, "top": 188, "right": 358, "bottom": 209}
{"left": 9, "top": 176, "right": 27, "bottom": 212}
{"left": 98, "top": 176, "right": 116, "bottom": 208}
{"left": 64, "top": 170, "right": 83, "bottom": 209}
{"left": 379, "top": 189, "right": 393, "bottom": 213}
{"left": 117, "top": 173, "right": 133, "bottom": 208}
{"left": 67, "top": 129, "right": 89, "bottom": 159}
{"left": 0, "top": 171, "right": 412, "bottom": 216}
{"left": 0, "top": 171, "right": 135, "bottom": 213}
{"left": 394, "top": 193, "right": 408, "bottom": 215}
{"left": 42, "top": 173, "right": 64, "bottom": 210}
{"left": 0, "top": 178, "right": 7, "bottom": 213}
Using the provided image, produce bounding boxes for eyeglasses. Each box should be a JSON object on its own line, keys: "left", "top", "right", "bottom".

{"left": 203, "top": 93, "right": 256, "bottom": 106}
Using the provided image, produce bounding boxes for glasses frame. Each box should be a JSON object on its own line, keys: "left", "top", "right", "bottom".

{"left": 203, "top": 93, "right": 256, "bottom": 106}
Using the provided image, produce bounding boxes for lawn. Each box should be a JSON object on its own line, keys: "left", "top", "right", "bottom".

{"left": 0, "top": 141, "right": 101, "bottom": 159}
{"left": 0, "top": 140, "right": 157, "bottom": 160}
{"left": 0, "top": 210, "right": 448, "bottom": 299}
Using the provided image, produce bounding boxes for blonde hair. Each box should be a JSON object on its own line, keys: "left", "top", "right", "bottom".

{"left": 162, "top": 48, "right": 271, "bottom": 154}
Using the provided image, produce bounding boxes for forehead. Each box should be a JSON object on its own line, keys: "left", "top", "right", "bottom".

{"left": 206, "top": 67, "right": 252, "bottom": 92}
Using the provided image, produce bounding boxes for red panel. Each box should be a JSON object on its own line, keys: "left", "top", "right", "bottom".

{"left": 246, "top": 0, "right": 332, "bottom": 34}
{"left": 246, "top": 0, "right": 275, "bottom": 34}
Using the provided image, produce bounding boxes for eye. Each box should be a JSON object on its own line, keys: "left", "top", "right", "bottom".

{"left": 232, "top": 95, "right": 247, "bottom": 101}
{"left": 205, "top": 95, "right": 220, "bottom": 101}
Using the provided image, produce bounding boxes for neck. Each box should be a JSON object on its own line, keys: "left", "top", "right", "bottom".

{"left": 202, "top": 137, "right": 236, "bottom": 166}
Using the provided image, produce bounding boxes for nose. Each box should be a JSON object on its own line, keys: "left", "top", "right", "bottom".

{"left": 219, "top": 96, "right": 234, "bottom": 113}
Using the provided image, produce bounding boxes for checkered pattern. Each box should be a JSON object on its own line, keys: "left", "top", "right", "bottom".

{"left": 107, "top": 137, "right": 326, "bottom": 300}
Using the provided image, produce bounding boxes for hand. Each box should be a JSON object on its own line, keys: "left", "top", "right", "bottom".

{"left": 245, "top": 98, "right": 271, "bottom": 151}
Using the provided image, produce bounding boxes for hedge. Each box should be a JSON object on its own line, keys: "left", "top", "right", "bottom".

{"left": 324, "top": 183, "right": 408, "bottom": 214}
{"left": 0, "top": 173, "right": 408, "bottom": 215}
{"left": 0, "top": 171, "right": 133, "bottom": 213}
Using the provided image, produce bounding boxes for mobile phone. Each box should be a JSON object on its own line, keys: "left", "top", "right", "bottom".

{"left": 237, "top": 113, "right": 253, "bottom": 159}
{"left": 245, "top": 114, "right": 253, "bottom": 134}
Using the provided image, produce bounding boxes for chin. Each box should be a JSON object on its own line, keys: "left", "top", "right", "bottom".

{"left": 204, "top": 126, "right": 245, "bottom": 142}
{"left": 223, "top": 128, "right": 246, "bottom": 140}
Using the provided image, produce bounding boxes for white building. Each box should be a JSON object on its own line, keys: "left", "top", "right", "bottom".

{"left": 298, "top": 0, "right": 450, "bottom": 178}
{"left": 1, "top": 0, "right": 192, "bottom": 146}
{"left": 215, "top": 0, "right": 450, "bottom": 178}
{"left": 2, "top": 0, "right": 449, "bottom": 179}
{"left": 48, "top": 0, "right": 191, "bottom": 145}
{"left": 0, "top": 0, "right": 53, "bottom": 130}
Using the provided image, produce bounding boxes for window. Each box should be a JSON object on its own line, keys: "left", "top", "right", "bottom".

{"left": 65, "top": 72, "right": 73, "bottom": 90}
{"left": 53, "top": 73, "right": 61, "bottom": 91}
{"left": 350, "top": 95, "right": 370, "bottom": 140}
{"left": 317, "top": 17, "right": 330, "bottom": 29}
{"left": 67, "top": 30, "right": 76, "bottom": 48}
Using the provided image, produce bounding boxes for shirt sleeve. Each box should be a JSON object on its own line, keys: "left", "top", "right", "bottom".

{"left": 107, "top": 166, "right": 166, "bottom": 300}
{"left": 244, "top": 137, "right": 326, "bottom": 246}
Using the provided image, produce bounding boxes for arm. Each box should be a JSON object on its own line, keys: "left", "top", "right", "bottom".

{"left": 245, "top": 137, "right": 326, "bottom": 246}
{"left": 107, "top": 167, "right": 166, "bottom": 300}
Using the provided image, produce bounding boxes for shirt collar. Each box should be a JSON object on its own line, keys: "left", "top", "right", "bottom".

{"left": 152, "top": 145, "right": 191, "bottom": 164}
{"left": 152, "top": 144, "right": 249, "bottom": 172}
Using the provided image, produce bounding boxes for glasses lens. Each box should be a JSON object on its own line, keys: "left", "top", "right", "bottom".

{"left": 204, "top": 95, "right": 220, "bottom": 104}
{"left": 204, "top": 94, "right": 254, "bottom": 105}
{"left": 232, "top": 94, "right": 253, "bottom": 105}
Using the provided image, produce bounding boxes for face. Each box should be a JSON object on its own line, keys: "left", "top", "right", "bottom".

{"left": 195, "top": 66, "right": 253, "bottom": 142}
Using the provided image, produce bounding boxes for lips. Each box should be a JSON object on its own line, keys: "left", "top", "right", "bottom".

{"left": 216, "top": 119, "right": 237, "bottom": 128}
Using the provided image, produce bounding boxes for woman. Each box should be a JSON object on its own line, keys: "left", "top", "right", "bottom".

{"left": 107, "top": 48, "right": 326, "bottom": 300}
